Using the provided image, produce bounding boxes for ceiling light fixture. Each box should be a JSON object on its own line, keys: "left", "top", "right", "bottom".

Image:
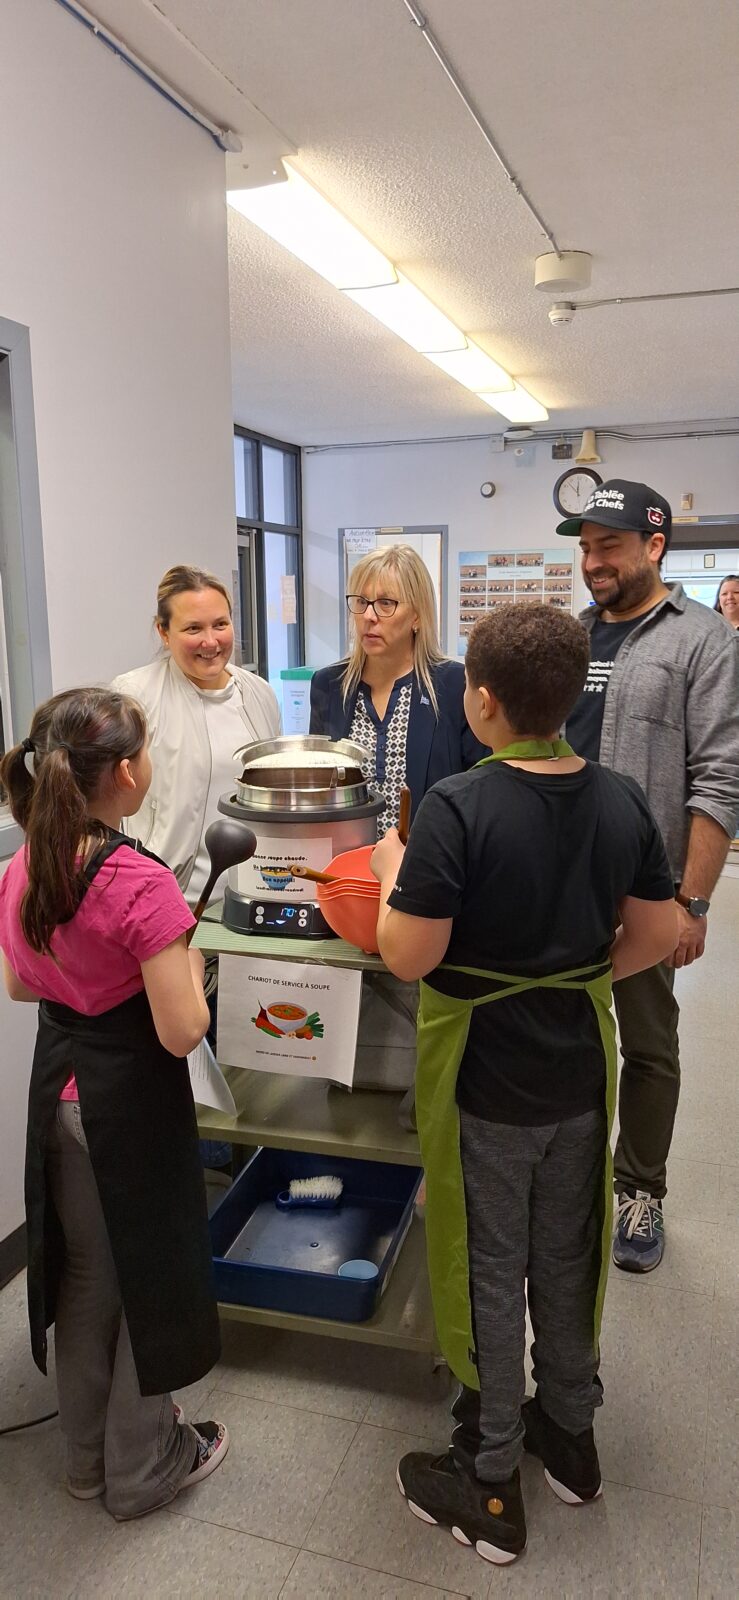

{"left": 227, "top": 161, "right": 395, "bottom": 290}
{"left": 228, "top": 163, "right": 548, "bottom": 419}
{"left": 345, "top": 273, "right": 466, "bottom": 354}
{"left": 478, "top": 384, "right": 550, "bottom": 425}
{"left": 426, "top": 342, "right": 514, "bottom": 393}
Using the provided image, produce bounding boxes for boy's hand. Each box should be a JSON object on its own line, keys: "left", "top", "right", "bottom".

{"left": 371, "top": 828, "right": 406, "bottom": 884}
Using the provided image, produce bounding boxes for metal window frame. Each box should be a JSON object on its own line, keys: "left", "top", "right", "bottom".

{"left": 0, "top": 319, "right": 52, "bottom": 857}
{"left": 234, "top": 425, "right": 305, "bottom": 678}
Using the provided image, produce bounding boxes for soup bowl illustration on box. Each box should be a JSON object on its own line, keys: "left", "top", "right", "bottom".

{"left": 252, "top": 1000, "right": 325, "bottom": 1041}
{"left": 259, "top": 866, "right": 295, "bottom": 891}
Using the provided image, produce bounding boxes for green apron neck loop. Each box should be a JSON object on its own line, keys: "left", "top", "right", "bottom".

{"left": 476, "top": 737, "right": 576, "bottom": 765}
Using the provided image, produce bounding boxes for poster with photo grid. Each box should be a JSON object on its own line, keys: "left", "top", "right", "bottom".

{"left": 457, "top": 547, "right": 574, "bottom": 653}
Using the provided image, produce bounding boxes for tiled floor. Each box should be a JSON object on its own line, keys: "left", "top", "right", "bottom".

{"left": 1, "top": 877, "right": 737, "bottom": 1598}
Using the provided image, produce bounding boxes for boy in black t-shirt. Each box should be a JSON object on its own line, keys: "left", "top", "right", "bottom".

{"left": 371, "top": 604, "right": 676, "bottom": 1566}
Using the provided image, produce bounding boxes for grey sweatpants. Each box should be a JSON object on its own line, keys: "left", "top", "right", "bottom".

{"left": 45, "top": 1102, "right": 198, "bottom": 1519}
{"left": 452, "top": 1105, "right": 607, "bottom": 1484}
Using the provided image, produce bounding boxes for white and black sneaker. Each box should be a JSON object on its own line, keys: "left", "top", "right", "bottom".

{"left": 181, "top": 1420, "right": 230, "bottom": 1488}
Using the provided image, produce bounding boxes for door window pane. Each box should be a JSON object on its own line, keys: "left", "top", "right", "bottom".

{"left": 234, "top": 435, "right": 258, "bottom": 520}
{"left": 263, "top": 530, "right": 301, "bottom": 694}
{"left": 262, "top": 445, "right": 297, "bottom": 526}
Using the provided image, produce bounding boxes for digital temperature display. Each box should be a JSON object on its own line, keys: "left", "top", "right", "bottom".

{"left": 246, "top": 900, "right": 332, "bottom": 939}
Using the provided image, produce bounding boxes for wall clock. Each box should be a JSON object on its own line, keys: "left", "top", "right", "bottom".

{"left": 553, "top": 467, "right": 603, "bottom": 516}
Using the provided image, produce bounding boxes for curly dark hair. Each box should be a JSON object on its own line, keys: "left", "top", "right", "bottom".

{"left": 465, "top": 604, "right": 591, "bottom": 735}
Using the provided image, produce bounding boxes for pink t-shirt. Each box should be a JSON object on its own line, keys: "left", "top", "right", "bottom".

{"left": 0, "top": 844, "right": 195, "bottom": 1098}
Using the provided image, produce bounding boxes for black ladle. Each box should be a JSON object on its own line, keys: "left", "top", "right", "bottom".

{"left": 187, "top": 818, "right": 257, "bottom": 942}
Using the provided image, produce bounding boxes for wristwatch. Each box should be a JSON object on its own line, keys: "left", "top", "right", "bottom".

{"left": 675, "top": 891, "right": 710, "bottom": 917}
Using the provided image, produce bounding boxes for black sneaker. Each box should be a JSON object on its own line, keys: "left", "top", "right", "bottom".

{"left": 396, "top": 1450, "right": 526, "bottom": 1565}
{"left": 522, "top": 1395, "right": 602, "bottom": 1504}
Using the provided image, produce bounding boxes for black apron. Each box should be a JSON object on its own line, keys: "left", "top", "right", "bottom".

{"left": 24, "top": 832, "right": 221, "bottom": 1397}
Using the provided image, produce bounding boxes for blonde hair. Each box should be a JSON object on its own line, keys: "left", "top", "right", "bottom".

{"left": 155, "top": 565, "right": 232, "bottom": 630}
{"left": 342, "top": 545, "right": 444, "bottom": 714}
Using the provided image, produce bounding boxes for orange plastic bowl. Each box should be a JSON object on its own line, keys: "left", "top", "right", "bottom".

{"left": 316, "top": 843, "right": 381, "bottom": 951}
{"left": 325, "top": 844, "right": 376, "bottom": 882}
{"left": 316, "top": 884, "right": 381, "bottom": 952}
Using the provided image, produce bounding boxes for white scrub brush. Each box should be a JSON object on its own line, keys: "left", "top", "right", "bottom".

{"left": 276, "top": 1176, "right": 344, "bottom": 1210}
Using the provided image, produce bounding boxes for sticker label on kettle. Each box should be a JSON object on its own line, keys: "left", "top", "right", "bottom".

{"left": 235, "top": 835, "right": 334, "bottom": 901}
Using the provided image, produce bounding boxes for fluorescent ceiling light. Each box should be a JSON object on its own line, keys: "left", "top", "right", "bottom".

{"left": 345, "top": 274, "right": 466, "bottom": 354}
{"left": 227, "top": 160, "right": 394, "bottom": 290}
{"left": 229, "top": 163, "right": 548, "bottom": 421}
{"left": 478, "top": 383, "right": 549, "bottom": 423}
{"left": 427, "top": 342, "right": 513, "bottom": 393}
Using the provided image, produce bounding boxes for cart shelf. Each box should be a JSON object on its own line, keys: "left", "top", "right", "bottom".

{"left": 196, "top": 1066, "right": 420, "bottom": 1165}
{"left": 194, "top": 908, "right": 435, "bottom": 1356}
{"left": 194, "top": 905, "right": 385, "bottom": 972}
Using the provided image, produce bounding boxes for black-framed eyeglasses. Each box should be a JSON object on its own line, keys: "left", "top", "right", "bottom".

{"left": 346, "top": 594, "right": 399, "bottom": 617}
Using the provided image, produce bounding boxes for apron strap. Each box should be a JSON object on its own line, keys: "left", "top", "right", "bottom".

{"left": 438, "top": 959, "right": 611, "bottom": 1005}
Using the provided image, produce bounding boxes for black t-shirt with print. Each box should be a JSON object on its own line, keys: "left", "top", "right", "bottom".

{"left": 388, "top": 760, "right": 674, "bottom": 1125}
{"left": 565, "top": 615, "right": 644, "bottom": 760}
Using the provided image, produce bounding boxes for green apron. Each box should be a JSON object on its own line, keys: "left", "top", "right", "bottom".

{"left": 414, "top": 739, "right": 617, "bottom": 1389}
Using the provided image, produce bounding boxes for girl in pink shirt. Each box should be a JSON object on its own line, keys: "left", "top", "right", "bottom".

{"left": 0, "top": 687, "right": 229, "bottom": 1519}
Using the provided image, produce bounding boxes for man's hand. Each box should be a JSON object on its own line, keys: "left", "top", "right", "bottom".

{"left": 371, "top": 827, "right": 406, "bottom": 884}
{"left": 668, "top": 903, "right": 708, "bottom": 968}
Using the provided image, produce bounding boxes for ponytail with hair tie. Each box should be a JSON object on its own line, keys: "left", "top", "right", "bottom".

{"left": 0, "top": 686, "right": 148, "bottom": 954}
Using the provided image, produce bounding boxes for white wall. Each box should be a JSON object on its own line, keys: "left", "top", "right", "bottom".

{"left": 0, "top": 0, "right": 235, "bottom": 1242}
{"left": 303, "top": 433, "right": 739, "bottom": 664}
{"left": 0, "top": 0, "right": 235, "bottom": 685}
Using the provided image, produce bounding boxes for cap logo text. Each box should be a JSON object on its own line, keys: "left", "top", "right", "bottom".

{"left": 585, "top": 489, "right": 625, "bottom": 513}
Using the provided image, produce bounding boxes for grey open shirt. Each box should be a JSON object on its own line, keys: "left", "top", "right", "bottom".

{"left": 574, "top": 584, "right": 739, "bottom": 879}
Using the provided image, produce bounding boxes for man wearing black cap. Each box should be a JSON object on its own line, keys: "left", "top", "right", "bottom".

{"left": 557, "top": 480, "right": 739, "bottom": 1272}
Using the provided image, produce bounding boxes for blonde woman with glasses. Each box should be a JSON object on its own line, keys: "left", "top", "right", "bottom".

{"left": 310, "top": 546, "right": 485, "bottom": 831}
{"left": 310, "top": 547, "right": 485, "bottom": 1123}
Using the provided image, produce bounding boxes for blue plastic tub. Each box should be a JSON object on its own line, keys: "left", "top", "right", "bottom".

{"left": 209, "top": 1147, "right": 423, "bottom": 1322}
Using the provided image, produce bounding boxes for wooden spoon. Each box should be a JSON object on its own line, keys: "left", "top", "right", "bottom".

{"left": 397, "top": 783, "right": 411, "bottom": 846}
{"left": 288, "top": 864, "right": 340, "bottom": 885}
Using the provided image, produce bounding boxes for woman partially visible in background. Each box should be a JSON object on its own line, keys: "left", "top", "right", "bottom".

{"left": 714, "top": 575, "right": 739, "bottom": 630}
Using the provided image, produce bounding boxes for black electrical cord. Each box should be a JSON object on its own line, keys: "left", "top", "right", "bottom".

{"left": 0, "top": 1410, "right": 59, "bottom": 1436}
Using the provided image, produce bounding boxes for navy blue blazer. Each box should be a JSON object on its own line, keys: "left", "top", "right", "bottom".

{"left": 309, "top": 658, "right": 487, "bottom": 821}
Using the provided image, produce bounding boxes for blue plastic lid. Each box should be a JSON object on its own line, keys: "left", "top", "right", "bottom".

{"left": 337, "top": 1258, "right": 379, "bottom": 1280}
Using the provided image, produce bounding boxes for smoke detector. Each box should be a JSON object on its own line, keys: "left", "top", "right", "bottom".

{"left": 503, "top": 427, "right": 535, "bottom": 442}
{"left": 535, "top": 252, "right": 592, "bottom": 293}
{"left": 549, "top": 301, "right": 576, "bottom": 326}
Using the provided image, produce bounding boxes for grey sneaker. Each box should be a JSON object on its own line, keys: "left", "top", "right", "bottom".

{"left": 613, "top": 1191, "right": 664, "bottom": 1272}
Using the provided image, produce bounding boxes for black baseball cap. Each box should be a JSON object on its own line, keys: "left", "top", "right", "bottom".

{"left": 556, "top": 478, "right": 672, "bottom": 544}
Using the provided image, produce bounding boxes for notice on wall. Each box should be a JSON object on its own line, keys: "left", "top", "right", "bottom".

{"left": 280, "top": 573, "right": 297, "bottom": 625}
{"left": 457, "top": 547, "right": 574, "bottom": 653}
{"left": 344, "top": 528, "right": 378, "bottom": 556}
{"left": 216, "top": 954, "right": 362, "bottom": 1086}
